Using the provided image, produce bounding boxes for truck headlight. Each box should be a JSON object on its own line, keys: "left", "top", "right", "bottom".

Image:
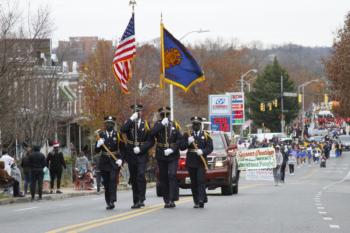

{"left": 215, "top": 157, "right": 226, "bottom": 168}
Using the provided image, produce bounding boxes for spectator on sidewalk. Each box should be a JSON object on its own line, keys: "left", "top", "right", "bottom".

{"left": 47, "top": 141, "right": 66, "bottom": 194}
{"left": 0, "top": 161, "right": 16, "bottom": 196}
{"left": 28, "top": 145, "right": 46, "bottom": 201}
{"left": 21, "top": 146, "right": 32, "bottom": 195}
{"left": 43, "top": 166, "right": 51, "bottom": 194}
{"left": 273, "top": 146, "right": 283, "bottom": 186}
{"left": 0, "top": 148, "right": 24, "bottom": 197}
{"left": 92, "top": 155, "right": 101, "bottom": 193}
{"left": 10, "top": 162, "right": 24, "bottom": 197}
{"left": 0, "top": 148, "right": 14, "bottom": 176}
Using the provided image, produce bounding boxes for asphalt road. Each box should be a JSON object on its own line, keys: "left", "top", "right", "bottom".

{"left": 1, "top": 152, "right": 350, "bottom": 233}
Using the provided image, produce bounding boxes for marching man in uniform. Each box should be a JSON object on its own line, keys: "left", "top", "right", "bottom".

{"left": 182, "top": 116, "right": 213, "bottom": 208}
{"left": 121, "top": 104, "right": 153, "bottom": 209}
{"left": 95, "top": 116, "right": 124, "bottom": 210}
{"left": 150, "top": 106, "right": 182, "bottom": 208}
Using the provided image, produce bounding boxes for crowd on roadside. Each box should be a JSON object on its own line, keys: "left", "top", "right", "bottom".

{"left": 0, "top": 141, "right": 74, "bottom": 201}
{"left": 237, "top": 126, "right": 346, "bottom": 186}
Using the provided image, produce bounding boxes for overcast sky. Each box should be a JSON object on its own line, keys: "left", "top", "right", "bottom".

{"left": 22, "top": 0, "right": 350, "bottom": 47}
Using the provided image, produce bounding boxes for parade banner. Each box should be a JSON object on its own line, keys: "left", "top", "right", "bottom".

{"left": 245, "top": 169, "right": 273, "bottom": 181}
{"left": 237, "top": 147, "right": 276, "bottom": 170}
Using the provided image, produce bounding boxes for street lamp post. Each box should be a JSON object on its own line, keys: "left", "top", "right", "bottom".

{"left": 240, "top": 69, "right": 257, "bottom": 136}
{"left": 297, "top": 79, "right": 321, "bottom": 138}
{"left": 169, "top": 29, "right": 210, "bottom": 120}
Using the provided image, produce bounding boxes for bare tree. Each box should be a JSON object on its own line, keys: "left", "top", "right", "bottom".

{"left": 0, "top": 1, "right": 57, "bottom": 149}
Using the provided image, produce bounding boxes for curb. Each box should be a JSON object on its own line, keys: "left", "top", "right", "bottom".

{"left": 0, "top": 182, "right": 156, "bottom": 205}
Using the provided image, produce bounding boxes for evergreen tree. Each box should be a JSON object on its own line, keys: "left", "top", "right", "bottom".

{"left": 247, "top": 58, "right": 299, "bottom": 132}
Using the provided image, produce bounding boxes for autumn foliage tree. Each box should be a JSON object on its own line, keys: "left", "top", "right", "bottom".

{"left": 81, "top": 41, "right": 164, "bottom": 131}
{"left": 325, "top": 11, "right": 350, "bottom": 117}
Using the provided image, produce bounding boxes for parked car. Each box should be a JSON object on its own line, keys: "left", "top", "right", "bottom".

{"left": 156, "top": 131, "right": 240, "bottom": 196}
{"left": 338, "top": 135, "right": 350, "bottom": 151}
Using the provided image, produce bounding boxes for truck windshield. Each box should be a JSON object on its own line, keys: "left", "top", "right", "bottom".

{"left": 212, "top": 133, "right": 225, "bottom": 151}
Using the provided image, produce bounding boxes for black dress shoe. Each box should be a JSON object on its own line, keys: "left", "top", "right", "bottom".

{"left": 164, "top": 203, "right": 171, "bottom": 208}
{"left": 169, "top": 202, "right": 176, "bottom": 208}
{"left": 193, "top": 203, "right": 199, "bottom": 208}
{"left": 131, "top": 203, "right": 140, "bottom": 209}
{"left": 199, "top": 202, "right": 204, "bottom": 208}
{"left": 139, "top": 202, "right": 145, "bottom": 207}
{"left": 106, "top": 202, "right": 115, "bottom": 210}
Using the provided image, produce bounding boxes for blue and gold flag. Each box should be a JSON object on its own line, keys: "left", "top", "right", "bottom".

{"left": 160, "top": 24, "right": 205, "bottom": 92}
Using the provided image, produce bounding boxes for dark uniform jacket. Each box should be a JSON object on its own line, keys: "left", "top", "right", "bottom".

{"left": 182, "top": 130, "right": 213, "bottom": 168}
{"left": 120, "top": 119, "right": 153, "bottom": 164}
{"left": 47, "top": 151, "right": 66, "bottom": 171}
{"left": 95, "top": 130, "right": 124, "bottom": 171}
{"left": 150, "top": 120, "right": 182, "bottom": 161}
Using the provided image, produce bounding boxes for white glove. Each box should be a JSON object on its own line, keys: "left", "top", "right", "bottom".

{"left": 116, "top": 159, "right": 122, "bottom": 167}
{"left": 164, "top": 148, "right": 174, "bottom": 156}
{"left": 188, "top": 136, "right": 195, "bottom": 145}
{"left": 196, "top": 149, "right": 203, "bottom": 156}
{"left": 130, "top": 112, "right": 138, "bottom": 121}
{"left": 133, "top": 146, "right": 141, "bottom": 154}
{"left": 161, "top": 117, "right": 169, "bottom": 126}
{"left": 96, "top": 138, "right": 104, "bottom": 148}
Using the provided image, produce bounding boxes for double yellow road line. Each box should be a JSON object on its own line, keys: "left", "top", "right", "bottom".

{"left": 47, "top": 198, "right": 192, "bottom": 233}
{"left": 47, "top": 183, "right": 265, "bottom": 233}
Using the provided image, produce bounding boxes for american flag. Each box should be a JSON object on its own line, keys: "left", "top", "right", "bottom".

{"left": 113, "top": 13, "right": 136, "bottom": 94}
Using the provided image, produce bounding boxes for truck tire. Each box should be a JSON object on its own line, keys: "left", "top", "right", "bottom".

{"left": 221, "top": 170, "right": 233, "bottom": 195}
{"left": 156, "top": 183, "right": 162, "bottom": 197}
{"left": 232, "top": 183, "right": 238, "bottom": 194}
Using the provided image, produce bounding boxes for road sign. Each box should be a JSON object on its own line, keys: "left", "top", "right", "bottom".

{"left": 283, "top": 92, "right": 298, "bottom": 97}
{"left": 209, "top": 95, "right": 231, "bottom": 115}
{"left": 230, "top": 92, "right": 245, "bottom": 125}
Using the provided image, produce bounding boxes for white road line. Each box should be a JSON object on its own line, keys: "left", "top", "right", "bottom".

{"left": 319, "top": 211, "right": 327, "bottom": 215}
{"left": 92, "top": 197, "right": 103, "bottom": 200}
{"left": 323, "top": 170, "right": 350, "bottom": 190}
{"left": 317, "top": 207, "right": 325, "bottom": 210}
{"left": 315, "top": 203, "right": 322, "bottom": 206}
{"left": 323, "top": 217, "right": 333, "bottom": 221}
{"left": 329, "top": 225, "right": 340, "bottom": 229}
{"left": 14, "top": 207, "right": 39, "bottom": 212}
{"left": 315, "top": 199, "right": 320, "bottom": 202}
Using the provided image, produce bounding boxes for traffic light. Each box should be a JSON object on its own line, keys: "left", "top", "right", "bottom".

{"left": 298, "top": 94, "right": 302, "bottom": 103}
{"left": 268, "top": 102, "right": 272, "bottom": 111}
{"left": 273, "top": 99, "right": 278, "bottom": 107}
{"left": 324, "top": 94, "right": 328, "bottom": 104}
{"left": 260, "top": 103, "right": 265, "bottom": 112}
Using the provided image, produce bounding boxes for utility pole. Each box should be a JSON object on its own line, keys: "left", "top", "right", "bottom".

{"left": 281, "top": 75, "right": 284, "bottom": 134}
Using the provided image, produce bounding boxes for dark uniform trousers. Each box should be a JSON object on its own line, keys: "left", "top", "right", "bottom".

{"left": 100, "top": 169, "right": 116, "bottom": 204}
{"left": 182, "top": 130, "right": 213, "bottom": 204}
{"left": 150, "top": 120, "right": 182, "bottom": 204}
{"left": 121, "top": 119, "right": 152, "bottom": 205}
{"left": 158, "top": 158, "right": 178, "bottom": 204}
{"left": 128, "top": 155, "right": 147, "bottom": 204}
{"left": 95, "top": 130, "right": 124, "bottom": 206}
{"left": 188, "top": 166, "right": 206, "bottom": 204}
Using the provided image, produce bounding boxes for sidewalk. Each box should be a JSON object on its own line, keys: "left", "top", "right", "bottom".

{"left": 0, "top": 182, "right": 156, "bottom": 205}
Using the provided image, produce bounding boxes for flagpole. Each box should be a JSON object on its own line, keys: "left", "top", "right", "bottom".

{"left": 130, "top": 0, "right": 138, "bottom": 143}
